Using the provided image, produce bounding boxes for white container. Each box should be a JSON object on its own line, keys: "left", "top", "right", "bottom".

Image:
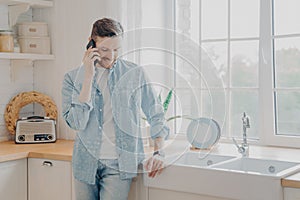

{"left": 17, "top": 22, "right": 48, "bottom": 37}
{"left": 18, "top": 36, "right": 50, "bottom": 54}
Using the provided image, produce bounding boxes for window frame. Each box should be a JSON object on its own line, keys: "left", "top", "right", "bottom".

{"left": 176, "top": 0, "right": 262, "bottom": 144}
{"left": 174, "top": 0, "right": 300, "bottom": 148}
{"left": 137, "top": 0, "right": 300, "bottom": 148}
{"left": 262, "top": 0, "right": 300, "bottom": 147}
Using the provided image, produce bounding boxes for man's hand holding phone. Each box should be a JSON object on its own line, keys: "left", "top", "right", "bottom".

{"left": 83, "top": 40, "right": 101, "bottom": 80}
{"left": 78, "top": 40, "right": 101, "bottom": 103}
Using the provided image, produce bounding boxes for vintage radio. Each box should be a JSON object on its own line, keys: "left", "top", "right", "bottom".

{"left": 15, "top": 116, "right": 56, "bottom": 144}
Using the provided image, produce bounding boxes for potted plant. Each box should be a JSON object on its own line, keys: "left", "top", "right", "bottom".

{"left": 143, "top": 88, "right": 188, "bottom": 146}
{"left": 158, "top": 88, "right": 188, "bottom": 122}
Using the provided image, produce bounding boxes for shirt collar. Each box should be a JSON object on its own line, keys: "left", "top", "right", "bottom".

{"left": 109, "top": 59, "right": 118, "bottom": 71}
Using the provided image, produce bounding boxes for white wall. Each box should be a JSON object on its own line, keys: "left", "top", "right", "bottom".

{"left": 0, "top": 5, "right": 35, "bottom": 141}
{"left": 0, "top": 1, "right": 122, "bottom": 141}
{"left": 0, "top": 60, "right": 35, "bottom": 141}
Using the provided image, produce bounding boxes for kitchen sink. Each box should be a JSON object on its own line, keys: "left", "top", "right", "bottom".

{"left": 211, "top": 157, "right": 300, "bottom": 176}
{"left": 144, "top": 152, "right": 300, "bottom": 200}
{"left": 165, "top": 152, "right": 235, "bottom": 167}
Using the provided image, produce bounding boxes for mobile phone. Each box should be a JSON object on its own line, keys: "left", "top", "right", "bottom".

{"left": 86, "top": 39, "right": 100, "bottom": 65}
{"left": 86, "top": 39, "right": 96, "bottom": 50}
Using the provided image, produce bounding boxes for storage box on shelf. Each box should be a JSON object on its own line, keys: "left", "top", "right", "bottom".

{"left": 18, "top": 22, "right": 48, "bottom": 37}
{"left": 17, "top": 21, "right": 51, "bottom": 54}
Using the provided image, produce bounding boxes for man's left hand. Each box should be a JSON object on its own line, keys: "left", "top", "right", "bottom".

{"left": 144, "top": 155, "right": 165, "bottom": 178}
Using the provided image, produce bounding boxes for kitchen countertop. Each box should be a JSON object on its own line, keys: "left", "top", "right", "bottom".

{"left": 0, "top": 139, "right": 300, "bottom": 188}
{"left": 0, "top": 139, "right": 73, "bottom": 162}
{"left": 282, "top": 172, "right": 300, "bottom": 188}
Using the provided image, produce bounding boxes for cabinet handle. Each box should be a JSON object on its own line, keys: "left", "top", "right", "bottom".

{"left": 42, "top": 161, "right": 53, "bottom": 167}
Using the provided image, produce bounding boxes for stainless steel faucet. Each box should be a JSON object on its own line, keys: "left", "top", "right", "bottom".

{"left": 232, "top": 112, "right": 250, "bottom": 157}
{"left": 242, "top": 112, "right": 250, "bottom": 145}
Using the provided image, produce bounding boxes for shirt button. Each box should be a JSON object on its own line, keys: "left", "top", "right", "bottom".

{"left": 99, "top": 109, "right": 102, "bottom": 112}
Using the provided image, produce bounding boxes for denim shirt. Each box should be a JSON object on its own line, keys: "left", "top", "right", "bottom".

{"left": 62, "top": 59, "right": 170, "bottom": 184}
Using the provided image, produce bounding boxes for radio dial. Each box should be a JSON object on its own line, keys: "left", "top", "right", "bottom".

{"left": 47, "top": 135, "right": 53, "bottom": 140}
{"left": 18, "top": 135, "right": 25, "bottom": 141}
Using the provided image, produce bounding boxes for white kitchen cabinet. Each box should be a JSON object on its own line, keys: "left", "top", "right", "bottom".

{"left": 284, "top": 187, "right": 300, "bottom": 200}
{"left": 71, "top": 174, "right": 75, "bottom": 200}
{"left": 28, "top": 158, "right": 72, "bottom": 200}
{"left": 71, "top": 171, "right": 147, "bottom": 200}
{"left": 148, "top": 188, "right": 233, "bottom": 200}
{"left": 128, "top": 174, "right": 148, "bottom": 200}
{"left": 128, "top": 177, "right": 140, "bottom": 200}
{"left": 0, "top": 159, "right": 27, "bottom": 200}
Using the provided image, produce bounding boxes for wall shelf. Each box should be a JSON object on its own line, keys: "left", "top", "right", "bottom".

{"left": 0, "top": 52, "right": 54, "bottom": 61}
{"left": 0, "top": 0, "right": 53, "bottom": 8}
{"left": 0, "top": 0, "right": 53, "bottom": 26}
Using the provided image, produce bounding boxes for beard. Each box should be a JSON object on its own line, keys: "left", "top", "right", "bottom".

{"left": 97, "top": 57, "right": 114, "bottom": 69}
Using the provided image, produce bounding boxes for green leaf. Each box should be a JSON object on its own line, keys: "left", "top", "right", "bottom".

{"left": 166, "top": 115, "right": 195, "bottom": 122}
{"left": 163, "top": 89, "right": 173, "bottom": 112}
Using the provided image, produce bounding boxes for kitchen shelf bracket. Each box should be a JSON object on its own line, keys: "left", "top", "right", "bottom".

{"left": 8, "top": 3, "right": 30, "bottom": 28}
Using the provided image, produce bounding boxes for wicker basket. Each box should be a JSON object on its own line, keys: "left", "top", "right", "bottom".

{"left": 4, "top": 91, "right": 57, "bottom": 135}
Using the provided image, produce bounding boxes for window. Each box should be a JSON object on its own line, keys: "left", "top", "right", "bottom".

{"left": 263, "top": 0, "right": 300, "bottom": 147}
{"left": 134, "top": 0, "right": 300, "bottom": 147}
{"left": 273, "top": 0, "right": 300, "bottom": 137}
{"left": 175, "top": 0, "right": 260, "bottom": 141}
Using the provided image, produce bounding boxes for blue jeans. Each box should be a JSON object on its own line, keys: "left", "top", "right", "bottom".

{"left": 74, "top": 159, "right": 132, "bottom": 200}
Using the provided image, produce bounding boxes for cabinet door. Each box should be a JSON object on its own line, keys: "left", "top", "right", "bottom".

{"left": 284, "top": 188, "right": 300, "bottom": 200}
{"left": 28, "top": 158, "right": 72, "bottom": 200}
{"left": 72, "top": 174, "right": 75, "bottom": 200}
{"left": 128, "top": 174, "right": 148, "bottom": 200}
{"left": 149, "top": 188, "right": 233, "bottom": 200}
{"left": 0, "top": 159, "right": 27, "bottom": 200}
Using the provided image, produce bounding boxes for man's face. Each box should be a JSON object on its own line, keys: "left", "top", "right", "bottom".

{"left": 95, "top": 36, "right": 122, "bottom": 69}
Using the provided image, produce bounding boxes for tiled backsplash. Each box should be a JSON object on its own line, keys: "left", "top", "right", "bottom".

{"left": 0, "top": 5, "right": 35, "bottom": 141}
{"left": 0, "top": 5, "right": 8, "bottom": 30}
{"left": 0, "top": 60, "right": 34, "bottom": 141}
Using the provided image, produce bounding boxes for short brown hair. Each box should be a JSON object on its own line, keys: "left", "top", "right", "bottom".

{"left": 91, "top": 18, "right": 124, "bottom": 39}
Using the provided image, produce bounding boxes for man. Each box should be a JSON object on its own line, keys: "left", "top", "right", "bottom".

{"left": 62, "top": 18, "right": 169, "bottom": 200}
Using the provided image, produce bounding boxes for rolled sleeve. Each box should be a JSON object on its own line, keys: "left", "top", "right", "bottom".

{"left": 62, "top": 73, "right": 93, "bottom": 131}
{"left": 140, "top": 70, "right": 170, "bottom": 140}
{"left": 71, "top": 99, "right": 93, "bottom": 110}
{"left": 150, "top": 122, "right": 170, "bottom": 140}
